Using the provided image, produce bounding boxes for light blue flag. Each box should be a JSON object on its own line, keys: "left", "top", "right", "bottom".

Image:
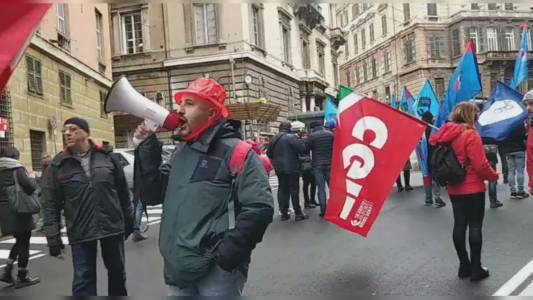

{"left": 510, "top": 22, "right": 529, "bottom": 90}
{"left": 415, "top": 135, "right": 429, "bottom": 177}
{"left": 324, "top": 96, "right": 338, "bottom": 129}
{"left": 414, "top": 80, "right": 440, "bottom": 118}
{"left": 477, "top": 81, "right": 527, "bottom": 142}
{"left": 389, "top": 96, "right": 399, "bottom": 109}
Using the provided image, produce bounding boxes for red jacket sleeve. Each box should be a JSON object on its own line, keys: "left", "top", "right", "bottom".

{"left": 465, "top": 130, "right": 498, "bottom": 182}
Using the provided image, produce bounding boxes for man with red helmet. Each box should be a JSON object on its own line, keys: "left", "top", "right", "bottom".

{"left": 133, "top": 77, "right": 274, "bottom": 296}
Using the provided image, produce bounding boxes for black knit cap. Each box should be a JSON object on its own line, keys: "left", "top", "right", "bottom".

{"left": 64, "top": 117, "right": 90, "bottom": 135}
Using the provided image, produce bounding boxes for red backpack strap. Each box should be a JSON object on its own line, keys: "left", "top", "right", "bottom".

{"left": 229, "top": 141, "right": 252, "bottom": 176}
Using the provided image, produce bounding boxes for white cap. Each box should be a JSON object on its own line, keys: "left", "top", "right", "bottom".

{"left": 291, "top": 121, "right": 305, "bottom": 131}
{"left": 523, "top": 90, "right": 533, "bottom": 103}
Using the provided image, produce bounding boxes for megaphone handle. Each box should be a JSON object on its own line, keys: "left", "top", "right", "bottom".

{"left": 145, "top": 119, "right": 159, "bottom": 132}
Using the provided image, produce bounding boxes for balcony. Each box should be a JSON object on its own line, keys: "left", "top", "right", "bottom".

{"left": 294, "top": 4, "right": 325, "bottom": 31}
{"left": 329, "top": 27, "right": 347, "bottom": 50}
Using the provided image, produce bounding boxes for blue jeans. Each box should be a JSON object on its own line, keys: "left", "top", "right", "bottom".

{"left": 488, "top": 181, "right": 498, "bottom": 202}
{"left": 133, "top": 200, "right": 143, "bottom": 235}
{"left": 425, "top": 180, "right": 441, "bottom": 202}
{"left": 167, "top": 265, "right": 246, "bottom": 296}
{"left": 71, "top": 234, "right": 127, "bottom": 296}
{"left": 314, "top": 165, "right": 331, "bottom": 215}
{"left": 506, "top": 151, "right": 525, "bottom": 193}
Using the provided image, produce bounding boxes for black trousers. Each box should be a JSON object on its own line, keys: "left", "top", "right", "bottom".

{"left": 450, "top": 193, "right": 485, "bottom": 269}
{"left": 396, "top": 170, "right": 411, "bottom": 187}
{"left": 9, "top": 231, "right": 32, "bottom": 269}
{"left": 277, "top": 173, "right": 303, "bottom": 216}
{"left": 302, "top": 171, "right": 316, "bottom": 206}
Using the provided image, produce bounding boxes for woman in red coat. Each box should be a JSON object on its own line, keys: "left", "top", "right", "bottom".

{"left": 429, "top": 102, "right": 498, "bottom": 282}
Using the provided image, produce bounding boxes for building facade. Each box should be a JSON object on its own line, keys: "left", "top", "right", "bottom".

{"left": 110, "top": 3, "right": 340, "bottom": 147}
{"left": 336, "top": 3, "right": 533, "bottom": 103}
{"left": 1, "top": 3, "right": 114, "bottom": 171}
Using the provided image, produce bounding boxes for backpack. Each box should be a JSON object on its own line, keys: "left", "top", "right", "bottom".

{"left": 430, "top": 144, "right": 467, "bottom": 186}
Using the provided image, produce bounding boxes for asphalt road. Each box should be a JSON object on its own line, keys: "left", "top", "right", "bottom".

{"left": 2, "top": 173, "right": 533, "bottom": 296}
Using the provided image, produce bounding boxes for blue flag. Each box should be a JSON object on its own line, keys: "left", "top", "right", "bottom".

{"left": 324, "top": 96, "right": 338, "bottom": 129}
{"left": 477, "top": 81, "right": 527, "bottom": 142}
{"left": 436, "top": 39, "right": 482, "bottom": 127}
{"left": 389, "top": 96, "right": 399, "bottom": 109}
{"left": 510, "top": 22, "right": 529, "bottom": 90}
{"left": 400, "top": 86, "right": 416, "bottom": 116}
{"left": 415, "top": 135, "right": 429, "bottom": 177}
{"left": 414, "top": 80, "right": 440, "bottom": 118}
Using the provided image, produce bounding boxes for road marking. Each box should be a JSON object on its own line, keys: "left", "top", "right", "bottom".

{"left": 0, "top": 249, "right": 41, "bottom": 260}
{"left": 0, "top": 253, "right": 45, "bottom": 269}
{"left": 0, "top": 236, "right": 69, "bottom": 245}
{"left": 493, "top": 258, "right": 533, "bottom": 296}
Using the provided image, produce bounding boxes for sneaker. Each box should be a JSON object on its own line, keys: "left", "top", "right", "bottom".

{"left": 490, "top": 201, "right": 503, "bottom": 208}
{"left": 435, "top": 199, "right": 446, "bottom": 208}
{"left": 405, "top": 185, "right": 413, "bottom": 191}
{"left": 295, "top": 214, "right": 309, "bottom": 221}
{"left": 280, "top": 214, "right": 290, "bottom": 221}
{"left": 132, "top": 232, "right": 148, "bottom": 242}
{"left": 516, "top": 192, "right": 529, "bottom": 199}
{"left": 15, "top": 270, "right": 40, "bottom": 289}
{"left": 424, "top": 201, "right": 433, "bottom": 206}
{"left": 397, "top": 186, "right": 404, "bottom": 192}
{"left": 0, "top": 263, "right": 14, "bottom": 285}
{"left": 458, "top": 263, "right": 471, "bottom": 279}
{"left": 470, "top": 267, "right": 489, "bottom": 282}
{"left": 511, "top": 192, "right": 518, "bottom": 199}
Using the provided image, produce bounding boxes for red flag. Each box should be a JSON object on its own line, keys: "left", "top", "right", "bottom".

{"left": 325, "top": 93, "right": 427, "bottom": 237}
{"left": 0, "top": 3, "right": 51, "bottom": 93}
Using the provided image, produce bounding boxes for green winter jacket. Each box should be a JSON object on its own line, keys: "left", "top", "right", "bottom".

{"left": 136, "top": 120, "right": 274, "bottom": 288}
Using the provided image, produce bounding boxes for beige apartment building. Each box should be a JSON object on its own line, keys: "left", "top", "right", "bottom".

{"left": 336, "top": 3, "right": 533, "bottom": 103}
{"left": 1, "top": 3, "right": 114, "bottom": 171}
{"left": 110, "top": 3, "right": 343, "bottom": 146}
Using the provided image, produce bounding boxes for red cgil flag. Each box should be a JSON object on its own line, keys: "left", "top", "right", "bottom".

{"left": 0, "top": 3, "right": 51, "bottom": 93}
{"left": 325, "top": 93, "right": 427, "bottom": 237}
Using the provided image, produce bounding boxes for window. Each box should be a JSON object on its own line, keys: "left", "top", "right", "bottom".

{"left": 344, "top": 43, "right": 349, "bottom": 59}
{"left": 362, "top": 3, "right": 369, "bottom": 11}
{"left": 353, "top": 33, "right": 358, "bottom": 55}
{"left": 385, "top": 86, "right": 391, "bottom": 100}
{"left": 341, "top": 9, "right": 348, "bottom": 27}
{"left": 381, "top": 15, "right": 387, "bottom": 36}
{"left": 279, "top": 12, "right": 291, "bottom": 63}
{"left": 427, "top": 3, "right": 437, "bottom": 18}
{"left": 301, "top": 30, "right": 310, "bottom": 68}
{"left": 56, "top": 4, "right": 67, "bottom": 35}
{"left": 452, "top": 29, "right": 461, "bottom": 57}
{"left": 26, "top": 56, "right": 42, "bottom": 95}
{"left": 403, "top": 3, "right": 410, "bottom": 23}
{"left": 505, "top": 3, "right": 513, "bottom": 10}
{"left": 363, "top": 61, "right": 368, "bottom": 82}
{"left": 30, "top": 130, "right": 46, "bottom": 171}
{"left": 428, "top": 36, "right": 442, "bottom": 59}
{"left": 369, "top": 23, "right": 375, "bottom": 43}
{"left": 122, "top": 12, "right": 143, "bottom": 54}
{"left": 488, "top": 3, "right": 497, "bottom": 10}
{"left": 435, "top": 78, "right": 445, "bottom": 100}
{"left": 194, "top": 4, "right": 217, "bottom": 45}
{"left": 490, "top": 72, "right": 498, "bottom": 91}
{"left": 317, "top": 42, "right": 325, "bottom": 75}
{"left": 59, "top": 71, "right": 72, "bottom": 106}
{"left": 361, "top": 28, "right": 366, "bottom": 50}
{"left": 95, "top": 9, "right": 104, "bottom": 61}
{"left": 487, "top": 27, "right": 498, "bottom": 51}
{"left": 404, "top": 34, "right": 415, "bottom": 64}
{"left": 346, "top": 70, "right": 351, "bottom": 87}
{"left": 356, "top": 66, "right": 361, "bottom": 84}
{"left": 505, "top": 27, "right": 516, "bottom": 50}
{"left": 371, "top": 57, "right": 377, "bottom": 79}
{"left": 467, "top": 27, "right": 479, "bottom": 53}
{"left": 358, "top": 65, "right": 364, "bottom": 84}
{"left": 100, "top": 91, "right": 107, "bottom": 118}
{"left": 471, "top": 3, "right": 480, "bottom": 10}
{"left": 352, "top": 4, "right": 359, "bottom": 20}
{"left": 251, "top": 5, "right": 264, "bottom": 48}
{"left": 333, "top": 60, "right": 338, "bottom": 86}
{"left": 384, "top": 51, "right": 391, "bottom": 73}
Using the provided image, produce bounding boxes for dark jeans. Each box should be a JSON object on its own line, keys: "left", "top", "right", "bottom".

{"left": 302, "top": 171, "right": 316, "bottom": 206}
{"left": 277, "top": 173, "right": 303, "bottom": 216}
{"left": 499, "top": 147, "right": 508, "bottom": 180}
{"left": 9, "top": 231, "right": 32, "bottom": 268}
{"left": 488, "top": 161, "right": 498, "bottom": 203}
{"left": 314, "top": 165, "right": 331, "bottom": 215}
{"left": 71, "top": 234, "right": 127, "bottom": 296}
{"left": 450, "top": 193, "right": 485, "bottom": 269}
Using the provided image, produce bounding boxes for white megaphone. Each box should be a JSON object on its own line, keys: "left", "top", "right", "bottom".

{"left": 105, "top": 76, "right": 181, "bottom": 132}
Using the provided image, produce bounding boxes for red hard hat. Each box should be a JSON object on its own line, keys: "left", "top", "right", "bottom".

{"left": 174, "top": 78, "right": 229, "bottom": 118}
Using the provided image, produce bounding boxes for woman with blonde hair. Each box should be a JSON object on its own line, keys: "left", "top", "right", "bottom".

{"left": 430, "top": 102, "right": 498, "bottom": 282}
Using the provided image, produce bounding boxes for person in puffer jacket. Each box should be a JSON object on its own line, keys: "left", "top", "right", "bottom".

{"left": 523, "top": 90, "right": 533, "bottom": 194}
{"left": 429, "top": 102, "right": 498, "bottom": 282}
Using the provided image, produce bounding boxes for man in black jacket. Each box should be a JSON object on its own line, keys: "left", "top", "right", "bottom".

{"left": 43, "top": 117, "right": 134, "bottom": 296}
{"left": 267, "top": 121, "right": 308, "bottom": 221}
{"left": 500, "top": 126, "right": 528, "bottom": 199}
{"left": 307, "top": 121, "right": 334, "bottom": 217}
